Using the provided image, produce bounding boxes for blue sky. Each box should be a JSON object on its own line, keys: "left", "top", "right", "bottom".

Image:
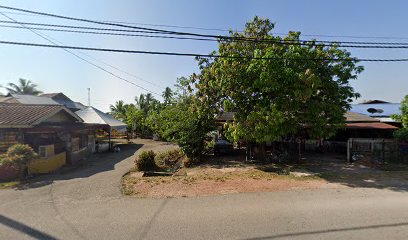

{"left": 0, "top": 0, "right": 408, "bottom": 111}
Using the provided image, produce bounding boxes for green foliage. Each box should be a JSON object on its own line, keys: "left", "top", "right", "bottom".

{"left": 146, "top": 98, "right": 214, "bottom": 158}
{"left": 162, "top": 87, "right": 174, "bottom": 105}
{"left": 393, "top": 128, "right": 408, "bottom": 142}
{"left": 0, "top": 144, "right": 38, "bottom": 167}
{"left": 193, "top": 16, "right": 362, "bottom": 143}
{"left": 6, "top": 78, "right": 42, "bottom": 95}
{"left": 155, "top": 149, "right": 185, "bottom": 169}
{"left": 392, "top": 95, "right": 408, "bottom": 128}
{"left": 135, "top": 150, "right": 157, "bottom": 171}
{"left": 0, "top": 154, "right": 8, "bottom": 167}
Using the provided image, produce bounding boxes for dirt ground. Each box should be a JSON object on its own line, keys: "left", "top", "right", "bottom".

{"left": 122, "top": 146, "right": 408, "bottom": 198}
{"left": 122, "top": 167, "right": 340, "bottom": 198}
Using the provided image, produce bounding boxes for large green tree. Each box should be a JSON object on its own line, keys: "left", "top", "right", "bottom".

{"left": 6, "top": 78, "right": 43, "bottom": 95}
{"left": 193, "top": 17, "right": 363, "bottom": 159}
{"left": 146, "top": 96, "right": 214, "bottom": 158}
{"left": 392, "top": 95, "right": 408, "bottom": 141}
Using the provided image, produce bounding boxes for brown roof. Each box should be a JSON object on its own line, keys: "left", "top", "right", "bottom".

{"left": 0, "top": 103, "right": 82, "bottom": 128}
{"left": 345, "top": 111, "right": 379, "bottom": 123}
{"left": 346, "top": 122, "right": 398, "bottom": 129}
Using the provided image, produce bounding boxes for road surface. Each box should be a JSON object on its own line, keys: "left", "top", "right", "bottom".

{"left": 0, "top": 140, "right": 407, "bottom": 240}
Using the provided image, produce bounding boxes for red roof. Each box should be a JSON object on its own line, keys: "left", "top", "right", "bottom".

{"left": 346, "top": 122, "right": 398, "bottom": 129}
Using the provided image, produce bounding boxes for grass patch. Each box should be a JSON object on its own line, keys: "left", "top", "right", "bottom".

{"left": 0, "top": 181, "right": 20, "bottom": 189}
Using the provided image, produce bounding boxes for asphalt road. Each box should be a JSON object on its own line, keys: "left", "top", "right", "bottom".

{"left": 1, "top": 140, "right": 408, "bottom": 240}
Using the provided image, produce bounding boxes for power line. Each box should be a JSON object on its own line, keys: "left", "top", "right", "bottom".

{"left": 3, "top": 6, "right": 408, "bottom": 49}
{"left": 1, "top": 39, "right": 408, "bottom": 62}
{"left": 3, "top": 22, "right": 408, "bottom": 47}
{"left": 0, "top": 12, "right": 161, "bottom": 96}
{"left": 3, "top": 10, "right": 408, "bottom": 41}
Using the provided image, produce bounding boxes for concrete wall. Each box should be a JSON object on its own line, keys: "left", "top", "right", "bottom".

{"left": 28, "top": 152, "right": 66, "bottom": 174}
{"left": 0, "top": 163, "right": 19, "bottom": 181}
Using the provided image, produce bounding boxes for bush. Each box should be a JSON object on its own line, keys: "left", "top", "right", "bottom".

{"left": 394, "top": 128, "right": 408, "bottom": 142}
{"left": 0, "top": 154, "right": 9, "bottom": 167}
{"left": 6, "top": 144, "right": 38, "bottom": 166}
{"left": 135, "top": 150, "right": 157, "bottom": 171}
{"left": 155, "top": 149, "right": 186, "bottom": 170}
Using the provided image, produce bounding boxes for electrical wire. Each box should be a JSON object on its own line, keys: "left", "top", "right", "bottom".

{"left": 3, "top": 5, "right": 408, "bottom": 49}
{"left": 3, "top": 22, "right": 408, "bottom": 47}
{"left": 1, "top": 39, "right": 408, "bottom": 62}
{"left": 0, "top": 12, "right": 161, "bottom": 96}
{"left": 3, "top": 10, "right": 408, "bottom": 41}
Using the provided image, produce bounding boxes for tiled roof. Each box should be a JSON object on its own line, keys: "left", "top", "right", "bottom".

{"left": 0, "top": 103, "right": 81, "bottom": 128}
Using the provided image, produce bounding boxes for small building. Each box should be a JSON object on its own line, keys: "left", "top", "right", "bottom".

{"left": 350, "top": 100, "right": 401, "bottom": 126}
{"left": 0, "top": 103, "right": 95, "bottom": 173}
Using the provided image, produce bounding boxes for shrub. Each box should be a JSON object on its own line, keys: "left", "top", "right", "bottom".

{"left": 6, "top": 144, "right": 38, "bottom": 167}
{"left": 135, "top": 150, "right": 157, "bottom": 171}
{"left": 155, "top": 149, "right": 185, "bottom": 170}
{"left": 394, "top": 128, "right": 408, "bottom": 142}
{"left": 0, "top": 154, "right": 9, "bottom": 167}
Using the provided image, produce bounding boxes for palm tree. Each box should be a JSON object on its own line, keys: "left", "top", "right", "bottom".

{"left": 135, "top": 93, "right": 159, "bottom": 113}
{"left": 109, "top": 100, "right": 128, "bottom": 121}
{"left": 162, "top": 87, "right": 173, "bottom": 105}
{"left": 6, "top": 78, "right": 43, "bottom": 95}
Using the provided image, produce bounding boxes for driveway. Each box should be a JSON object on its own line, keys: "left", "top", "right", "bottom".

{"left": 1, "top": 139, "right": 408, "bottom": 240}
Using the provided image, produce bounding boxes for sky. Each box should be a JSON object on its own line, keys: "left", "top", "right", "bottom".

{"left": 0, "top": 0, "right": 408, "bottom": 111}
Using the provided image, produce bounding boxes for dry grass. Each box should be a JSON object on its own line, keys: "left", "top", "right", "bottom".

{"left": 121, "top": 166, "right": 334, "bottom": 198}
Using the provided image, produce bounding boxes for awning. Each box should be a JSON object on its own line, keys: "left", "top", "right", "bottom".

{"left": 75, "top": 106, "right": 127, "bottom": 131}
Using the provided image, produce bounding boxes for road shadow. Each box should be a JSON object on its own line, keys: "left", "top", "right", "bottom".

{"left": 14, "top": 143, "right": 143, "bottom": 190}
{"left": 290, "top": 153, "right": 408, "bottom": 192}
{"left": 199, "top": 150, "right": 408, "bottom": 192}
{"left": 0, "top": 214, "right": 59, "bottom": 240}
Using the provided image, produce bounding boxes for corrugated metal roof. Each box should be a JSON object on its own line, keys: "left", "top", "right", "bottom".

{"left": 3, "top": 94, "right": 60, "bottom": 105}
{"left": 75, "top": 107, "right": 126, "bottom": 129}
{"left": 0, "top": 103, "right": 82, "bottom": 128}
{"left": 345, "top": 111, "right": 379, "bottom": 123}
{"left": 350, "top": 103, "right": 401, "bottom": 117}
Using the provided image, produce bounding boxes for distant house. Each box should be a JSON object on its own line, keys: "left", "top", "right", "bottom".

{"left": 0, "top": 92, "right": 127, "bottom": 154}
{"left": 0, "top": 103, "right": 95, "bottom": 173}
{"left": 1, "top": 93, "right": 86, "bottom": 112}
{"left": 40, "top": 93, "right": 86, "bottom": 112}
{"left": 350, "top": 100, "right": 401, "bottom": 125}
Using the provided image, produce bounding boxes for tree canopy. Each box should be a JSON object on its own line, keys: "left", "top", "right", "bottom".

{"left": 392, "top": 95, "right": 408, "bottom": 141}
{"left": 6, "top": 78, "right": 43, "bottom": 95}
{"left": 193, "top": 16, "right": 363, "bottom": 143}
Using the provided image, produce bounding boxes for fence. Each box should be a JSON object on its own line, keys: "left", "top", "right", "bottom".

{"left": 347, "top": 138, "right": 399, "bottom": 163}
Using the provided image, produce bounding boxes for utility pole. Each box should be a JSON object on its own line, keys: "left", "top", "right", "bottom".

{"left": 87, "top": 88, "right": 91, "bottom": 106}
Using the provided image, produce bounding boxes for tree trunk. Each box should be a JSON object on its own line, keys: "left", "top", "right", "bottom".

{"left": 255, "top": 142, "right": 267, "bottom": 162}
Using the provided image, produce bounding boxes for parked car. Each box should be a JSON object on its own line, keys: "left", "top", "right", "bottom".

{"left": 214, "top": 139, "right": 234, "bottom": 155}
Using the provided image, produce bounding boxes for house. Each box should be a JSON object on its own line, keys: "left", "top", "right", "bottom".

{"left": 40, "top": 93, "right": 86, "bottom": 112}
{"left": 0, "top": 93, "right": 127, "bottom": 152}
{"left": 0, "top": 103, "right": 95, "bottom": 173}
{"left": 350, "top": 100, "right": 401, "bottom": 126}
